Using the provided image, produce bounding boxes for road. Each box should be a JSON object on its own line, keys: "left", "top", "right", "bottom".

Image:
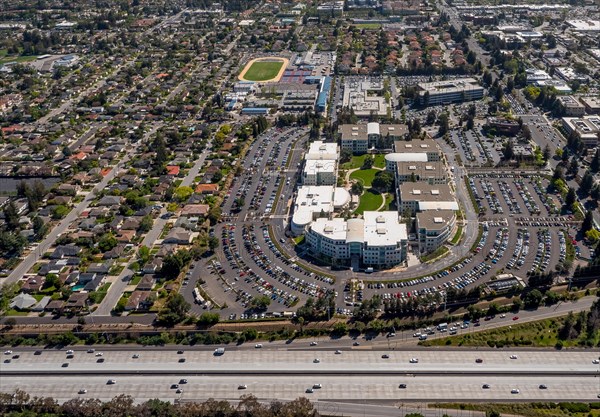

{"left": 2, "top": 349, "right": 599, "bottom": 404}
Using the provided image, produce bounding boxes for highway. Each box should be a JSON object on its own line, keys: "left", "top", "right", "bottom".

{"left": 2, "top": 349, "right": 599, "bottom": 403}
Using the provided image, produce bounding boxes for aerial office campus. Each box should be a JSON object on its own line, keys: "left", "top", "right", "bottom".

{"left": 0, "top": 0, "right": 600, "bottom": 415}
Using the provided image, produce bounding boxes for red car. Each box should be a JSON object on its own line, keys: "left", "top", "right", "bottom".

{"left": 512, "top": 316, "right": 519, "bottom": 321}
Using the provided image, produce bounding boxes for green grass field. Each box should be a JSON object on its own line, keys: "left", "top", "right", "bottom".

{"left": 341, "top": 154, "right": 386, "bottom": 170}
{"left": 243, "top": 60, "right": 284, "bottom": 81}
{"left": 350, "top": 168, "right": 379, "bottom": 187}
{"left": 356, "top": 23, "right": 381, "bottom": 30}
{"left": 355, "top": 190, "right": 383, "bottom": 215}
{"left": 0, "top": 54, "right": 37, "bottom": 66}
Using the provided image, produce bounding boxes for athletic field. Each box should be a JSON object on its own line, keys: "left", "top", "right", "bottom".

{"left": 238, "top": 57, "right": 288, "bottom": 83}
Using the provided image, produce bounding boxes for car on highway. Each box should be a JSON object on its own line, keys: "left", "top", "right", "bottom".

{"left": 475, "top": 358, "right": 483, "bottom": 363}
{"left": 305, "top": 388, "right": 314, "bottom": 393}
{"left": 512, "top": 316, "right": 519, "bottom": 321}
{"left": 510, "top": 355, "right": 518, "bottom": 359}
{"left": 382, "top": 354, "right": 390, "bottom": 359}
{"left": 539, "top": 384, "right": 547, "bottom": 389}
{"left": 107, "top": 379, "right": 116, "bottom": 385}
{"left": 34, "top": 350, "right": 42, "bottom": 355}
{"left": 592, "top": 359, "right": 600, "bottom": 364}
{"left": 335, "top": 350, "right": 342, "bottom": 354}
{"left": 97, "top": 358, "right": 105, "bottom": 363}
{"left": 499, "top": 314, "right": 506, "bottom": 318}
{"left": 62, "top": 363, "right": 69, "bottom": 367}
{"left": 4, "top": 350, "right": 12, "bottom": 355}
{"left": 482, "top": 384, "right": 490, "bottom": 389}
{"left": 511, "top": 389, "right": 520, "bottom": 394}
{"left": 310, "top": 341, "right": 318, "bottom": 346}
{"left": 12, "top": 354, "right": 19, "bottom": 359}
{"left": 179, "top": 379, "right": 188, "bottom": 384}
{"left": 66, "top": 354, "right": 74, "bottom": 359}
{"left": 313, "top": 384, "right": 322, "bottom": 389}
{"left": 95, "top": 352, "right": 103, "bottom": 356}
{"left": 178, "top": 358, "right": 186, "bottom": 363}
{"left": 353, "top": 341, "right": 360, "bottom": 346}
{"left": 255, "top": 343, "right": 263, "bottom": 348}
{"left": 132, "top": 354, "right": 140, "bottom": 359}
{"left": 87, "top": 349, "right": 95, "bottom": 353}
{"left": 238, "top": 385, "right": 247, "bottom": 390}
{"left": 398, "top": 384, "right": 407, "bottom": 389}
{"left": 313, "top": 358, "right": 320, "bottom": 363}
{"left": 78, "top": 389, "right": 87, "bottom": 394}
{"left": 177, "top": 350, "right": 185, "bottom": 354}
{"left": 170, "top": 384, "right": 179, "bottom": 389}
{"left": 176, "top": 389, "right": 183, "bottom": 394}
{"left": 409, "top": 358, "right": 419, "bottom": 363}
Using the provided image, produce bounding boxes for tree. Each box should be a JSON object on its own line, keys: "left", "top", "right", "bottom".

{"left": 250, "top": 295, "right": 271, "bottom": 311}
{"left": 3, "top": 201, "right": 20, "bottom": 230}
{"left": 591, "top": 149, "right": 600, "bottom": 173}
{"left": 581, "top": 210, "right": 594, "bottom": 234}
{"left": 502, "top": 140, "right": 514, "bottom": 160}
{"left": 174, "top": 186, "right": 193, "bottom": 202}
{"left": 565, "top": 187, "right": 576, "bottom": 210}
{"left": 542, "top": 144, "right": 551, "bottom": 162}
{"left": 351, "top": 181, "right": 364, "bottom": 196}
{"left": 52, "top": 205, "right": 69, "bottom": 219}
{"left": 138, "top": 245, "right": 150, "bottom": 265}
{"left": 372, "top": 171, "right": 395, "bottom": 192}
{"left": 157, "top": 293, "right": 190, "bottom": 326}
{"left": 579, "top": 170, "right": 594, "bottom": 196}
{"left": 208, "top": 236, "right": 219, "bottom": 252}
{"left": 362, "top": 154, "right": 374, "bottom": 169}
{"left": 197, "top": 312, "right": 220, "bottom": 325}
{"left": 568, "top": 156, "right": 579, "bottom": 176}
{"left": 133, "top": 209, "right": 152, "bottom": 233}
{"left": 340, "top": 148, "right": 352, "bottom": 164}
{"left": 32, "top": 216, "right": 48, "bottom": 239}
{"left": 98, "top": 233, "right": 118, "bottom": 252}
{"left": 208, "top": 206, "right": 222, "bottom": 225}
{"left": 160, "top": 250, "right": 191, "bottom": 279}
{"left": 522, "top": 289, "right": 543, "bottom": 309}
{"left": 438, "top": 112, "right": 449, "bottom": 136}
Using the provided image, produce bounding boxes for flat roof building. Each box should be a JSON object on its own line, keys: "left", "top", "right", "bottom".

{"left": 562, "top": 116, "right": 600, "bottom": 147}
{"left": 342, "top": 78, "right": 390, "bottom": 117}
{"left": 394, "top": 160, "right": 447, "bottom": 185}
{"left": 557, "top": 96, "right": 586, "bottom": 117}
{"left": 416, "top": 210, "right": 457, "bottom": 254}
{"left": 291, "top": 185, "right": 351, "bottom": 235}
{"left": 306, "top": 211, "right": 408, "bottom": 269}
{"left": 580, "top": 96, "right": 600, "bottom": 115}
{"left": 302, "top": 141, "right": 339, "bottom": 186}
{"left": 339, "top": 123, "right": 407, "bottom": 154}
{"left": 417, "top": 78, "right": 484, "bottom": 106}
{"left": 398, "top": 183, "right": 457, "bottom": 215}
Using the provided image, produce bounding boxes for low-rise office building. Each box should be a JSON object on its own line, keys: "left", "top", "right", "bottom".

{"left": 558, "top": 96, "right": 585, "bottom": 116}
{"left": 398, "top": 183, "right": 458, "bottom": 215}
{"left": 306, "top": 211, "right": 408, "bottom": 268}
{"left": 416, "top": 210, "right": 457, "bottom": 254}
{"left": 562, "top": 116, "right": 600, "bottom": 147}
{"left": 394, "top": 160, "right": 447, "bottom": 185}
{"left": 290, "top": 185, "right": 350, "bottom": 235}
{"left": 339, "top": 123, "right": 407, "bottom": 154}
{"left": 417, "top": 78, "right": 484, "bottom": 106}
{"left": 302, "top": 141, "right": 339, "bottom": 185}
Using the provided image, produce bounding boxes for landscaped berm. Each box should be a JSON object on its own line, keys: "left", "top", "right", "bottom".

{"left": 238, "top": 57, "right": 288, "bottom": 82}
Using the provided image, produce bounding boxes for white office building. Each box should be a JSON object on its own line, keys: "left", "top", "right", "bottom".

{"left": 306, "top": 211, "right": 408, "bottom": 268}
{"left": 417, "top": 78, "right": 484, "bottom": 106}
{"left": 291, "top": 186, "right": 350, "bottom": 235}
{"left": 302, "top": 141, "right": 339, "bottom": 185}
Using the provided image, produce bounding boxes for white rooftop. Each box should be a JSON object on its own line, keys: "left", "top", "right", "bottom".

{"left": 306, "top": 141, "right": 339, "bottom": 160}
{"left": 292, "top": 186, "right": 335, "bottom": 228}
{"left": 363, "top": 211, "right": 407, "bottom": 246}
{"left": 418, "top": 201, "right": 460, "bottom": 211}
{"left": 385, "top": 153, "right": 428, "bottom": 162}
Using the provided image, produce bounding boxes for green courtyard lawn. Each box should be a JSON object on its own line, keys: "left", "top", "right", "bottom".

{"left": 355, "top": 190, "right": 383, "bottom": 215}
{"left": 341, "top": 154, "right": 386, "bottom": 170}
{"left": 243, "top": 60, "right": 284, "bottom": 81}
{"left": 350, "top": 168, "right": 379, "bottom": 187}
{"left": 383, "top": 193, "right": 395, "bottom": 211}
